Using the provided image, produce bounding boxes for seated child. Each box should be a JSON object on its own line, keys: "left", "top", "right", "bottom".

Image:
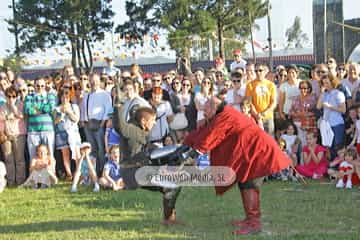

{"left": 296, "top": 131, "right": 328, "bottom": 179}
{"left": 328, "top": 145, "right": 346, "bottom": 179}
{"left": 22, "top": 144, "right": 58, "bottom": 189}
{"left": 280, "top": 122, "right": 300, "bottom": 165}
{"left": 270, "top": 138, "right": 295, "bottom": 181}
{"left": 70, "top": 142, "right": 100, "bottom": 193}
{"left": 0, "top": 161, "right": 7, "bottom": 192}
{"left": 335, "top": 148, "right": 357, "bottom": 189}
{"left": 99, "top": 144, "right": 124, "bottom": 191}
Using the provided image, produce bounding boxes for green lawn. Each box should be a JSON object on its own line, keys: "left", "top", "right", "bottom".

{"left": 0, "top": 181, "right": 359, "bottom": 240}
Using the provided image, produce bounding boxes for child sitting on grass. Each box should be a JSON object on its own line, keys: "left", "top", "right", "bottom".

{"left": 22, "top": 144, "right": 58, "bottom": 189}
{"left": 99, "top": 144, "right": 124, "bottom": 191}
{"left": 328, "top": 145, "right": 346, "bottom": 180}
{"left": 334, "top": 148, "right": 357, "bottom": 189}
{"left": 296, "top": 131, "right": 328, "bottom": 179}
{"left": 70, "top": 142, "right": 100, "bottom": 193}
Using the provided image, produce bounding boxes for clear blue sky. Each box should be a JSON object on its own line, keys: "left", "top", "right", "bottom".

{"left": 0, "top": 0, "right": 359, "bottom": 59}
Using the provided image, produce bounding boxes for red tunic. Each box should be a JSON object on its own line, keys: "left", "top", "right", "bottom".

{"left": 185, "top": 106, "right": 291, "bottom": 195}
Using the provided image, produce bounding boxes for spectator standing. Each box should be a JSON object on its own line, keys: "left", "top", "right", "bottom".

{"left": 81, "top": 73, "right": 112, "bottom": 176}
{"left": 0, "top": 87, "right": 27, "bottom": 185}
{"left": 278, "top": 65, "right": 301, "bottom": 121}
{"left": 246, "top": 63, "right": 277, "bottom": 136}
{"left": 316, "top": 75, "right": 346, "bottom": 160}
{"left": 230, "top": 49, "right": 247, "bottom": 72}
{"left": 24, "top": 78, "right": 56, "bottom": 167}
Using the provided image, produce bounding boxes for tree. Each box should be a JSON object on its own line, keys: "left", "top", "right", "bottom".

{"left": 116, "top": 0, "right": 214, "bottom": 61}
{"left": 198, "top": 0, "right": 268, "bottom": 59}
{"left": 0, "top": 54, "right": 25, "bottom": 74}
{"left": 7, "top": 0, "right": 114, "bottom": 72}
{"left": 285, "top": 16, "right": 309, "bottom": 49}
{"left": 117, "top": 0, "right": 267, "bottom": 62}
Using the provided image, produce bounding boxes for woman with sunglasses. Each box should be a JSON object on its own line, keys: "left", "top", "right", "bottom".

{"left": 54, "top": 89, "right": 82, "bottom": 181}
{"left": 180, "top": 78, "right": 197, "bottom": 128}
{"left": 0, "top": 86, "right": 27, "bottom": 186}
{"left": 289, "top": 80, "right": 317, "bottom": 145}
{"left": 195, "top": 76, "right": 214, "bottom": 128}
{"left": 278, "top": 65, "right": 301, "bottom": 121}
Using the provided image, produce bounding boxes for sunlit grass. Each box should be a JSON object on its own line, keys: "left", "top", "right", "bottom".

{"left": 0, "top": 181, "right": 359, "bottom": 239}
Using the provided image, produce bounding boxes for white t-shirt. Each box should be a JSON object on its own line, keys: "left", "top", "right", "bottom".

{"left": 279, "top": 81, "right": 300, "bottom": 115}
{"left": 280, "top": 134, "right": 297, "bottom": 155}
{"left": 230, "top": 59, "right": 247, "bottom": 72}
{"left": 149, "top": 101, "right": 173, "bottom": 142}
{"left": 195, "top": 93, "right": 211, "bottom": 121}
{"left": 341, "top": 78, "right": 360, "bottom": 97}
{"left": 225, "top": 87, "right": 245, "bottom": 111}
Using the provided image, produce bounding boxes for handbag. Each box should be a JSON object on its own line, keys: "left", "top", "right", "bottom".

{"left": 319, "top": 119, "right": 334, "bottom": 147}
{"left": 169, "top": 112, "right": 188, "bottom": 130}
{"left": 0, "top": 132, "right": 8, "bottom": 145}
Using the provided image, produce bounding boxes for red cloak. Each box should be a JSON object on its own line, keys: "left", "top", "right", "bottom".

{"left": 185, "top": 106, "right": 291, "bottom": 195}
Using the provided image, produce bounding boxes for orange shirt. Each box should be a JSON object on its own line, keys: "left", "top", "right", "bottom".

{"left": 245, "top": 79, "right": 277, "bottom": 119}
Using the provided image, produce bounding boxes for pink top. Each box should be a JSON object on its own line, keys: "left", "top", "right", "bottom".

{"left": 302, "top": 145, "right": 328, "bottom": 164}
{"left": 0, "top": 102, "right": 27, "bottom": 136}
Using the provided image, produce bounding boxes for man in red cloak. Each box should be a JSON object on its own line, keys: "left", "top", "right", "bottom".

{"left": 184, "top": 96, "right": 291, "bottom": 235}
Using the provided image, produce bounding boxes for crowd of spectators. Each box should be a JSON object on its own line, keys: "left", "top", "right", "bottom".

{"left": 0, "top": 50, "right": 360, "bottom": 191}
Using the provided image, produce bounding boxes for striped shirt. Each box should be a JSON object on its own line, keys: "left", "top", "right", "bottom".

{"left": 24, "top": 93, "right": 56, "bottom": 132}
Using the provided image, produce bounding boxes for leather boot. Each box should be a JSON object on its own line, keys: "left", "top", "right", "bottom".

{"left": 233, "top": 188, "right": 262, "bottom": 235}
{"left": 162, "top": 198, "right": 183, "bottom": 226}
{"left": 231, "top": 189, "right": 249, "bottom": 227}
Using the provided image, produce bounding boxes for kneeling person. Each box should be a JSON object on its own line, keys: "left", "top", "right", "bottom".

{"left": 114, "top": 106, "right": 182, "bottom": 225}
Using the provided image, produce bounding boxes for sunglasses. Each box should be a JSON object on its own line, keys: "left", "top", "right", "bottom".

{"left": 152, "top": 79, "right": 161, "bottom": 82}
{"left": 338, "top": 68, "right": 345, "bottom": 71}
{"left": 233, "top": 55, "right": 240, "bottom": 57}
{"left": 232, "top": 80, "right": 241, "bottom": 83}
{"left": 7, "top": 95, "right": 17, "bottom": 98}
{"left": 215, "top": 74, "right": 223, "bottom": 77}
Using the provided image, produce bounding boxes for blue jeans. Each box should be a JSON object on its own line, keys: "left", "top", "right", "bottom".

{"left": 263, "top": 118, "right": 275, "bottom": 137}
{"left": 330, "top": 124, "right": 345, "bottom": 160}
{"left": 84, "top": 126, "right": 106, "bottom": 176}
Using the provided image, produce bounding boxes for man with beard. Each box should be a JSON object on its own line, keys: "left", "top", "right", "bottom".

{"left": 184, "top": 96, "right": 291, "bottom": 235}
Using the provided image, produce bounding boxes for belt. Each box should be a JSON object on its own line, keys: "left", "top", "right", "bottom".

{"left": 120, "top": 163, "right": 142, "bottom": 169}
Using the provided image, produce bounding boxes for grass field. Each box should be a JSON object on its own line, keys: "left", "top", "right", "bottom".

{"left": 0, "top": 180, "right": 360, "bottom": 240}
